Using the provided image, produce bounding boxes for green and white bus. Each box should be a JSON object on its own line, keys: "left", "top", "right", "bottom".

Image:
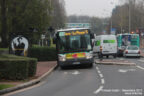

{"left": 53, "top": 28, "right": 94, "bottom": 68}
{"left": 117, "top": 33, "right": 140, "bottom": 55}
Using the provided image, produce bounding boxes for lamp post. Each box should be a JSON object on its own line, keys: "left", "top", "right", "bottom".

{"left": 111, "top": 16, "right": 113, "bottom": 33}
{"left": 129, "top": 0, "right": 131, "bottom": 34}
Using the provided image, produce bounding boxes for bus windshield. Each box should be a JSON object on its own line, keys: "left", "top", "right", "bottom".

{"left": 58, "top": 34, "right": 92, "bottom": 53}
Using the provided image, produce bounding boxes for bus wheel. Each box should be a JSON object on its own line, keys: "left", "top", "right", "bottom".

{"left": 113, "top": 54, "right": 117, "bottom": 58}
{"left": 98, "top": 53, "right": 102, "bottom": 58}
{"left": 60, "top": 66, "right": 66, "bottom": 69}
{"left": 98, "top": 54, "right": 100, "bottom": 58}
{"left": 88, "top": 63, "right": 93, "bottom": 68}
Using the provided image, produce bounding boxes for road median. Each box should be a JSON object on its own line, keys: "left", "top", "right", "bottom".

{"left": 95, "top": 60, "right": 136, "bottom": 66}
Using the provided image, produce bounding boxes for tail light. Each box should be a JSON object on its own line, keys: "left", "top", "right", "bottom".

{"left": 138, "top": 51, "right": 140, "bottom": 54}
{"left": 125, "top": 50, "right": 128, "bottom": 54}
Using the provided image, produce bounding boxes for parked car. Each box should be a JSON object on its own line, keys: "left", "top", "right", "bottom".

{"left": 123, "top": 45, "right": 141, "bottom": 58}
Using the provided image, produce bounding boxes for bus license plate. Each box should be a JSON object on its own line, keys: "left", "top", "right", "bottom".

{"left": 73, "top": 62, "right": 80, "bottom": 64}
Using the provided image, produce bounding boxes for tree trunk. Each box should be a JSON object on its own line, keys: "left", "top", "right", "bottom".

{"left": 0, "top": 0, "right": 8, "bottom": 48}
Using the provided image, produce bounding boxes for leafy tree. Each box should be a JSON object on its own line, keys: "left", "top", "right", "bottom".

{"left": 0, "top": 0, "right": 66, "bottom": 47}
{"left": 50, "top": 0, "right": 66, "bottom": 29}
{"left": 0, "top": 0, "right": 8, "bottom": 48}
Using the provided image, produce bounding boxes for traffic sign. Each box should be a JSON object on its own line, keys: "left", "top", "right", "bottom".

{"left": 111, "top": 28, "right": 116, "bottom": 35}
{"left": 66, "top": 23, "right": 90, "bottom": 28}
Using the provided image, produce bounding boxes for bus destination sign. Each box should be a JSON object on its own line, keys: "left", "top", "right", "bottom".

{"left": 59, "top": 30, "right": 88, "bottom": 36}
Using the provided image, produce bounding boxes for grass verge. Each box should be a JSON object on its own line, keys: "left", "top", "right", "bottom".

{"left": 0, "top": 84, "right": 15, "bottom": 90}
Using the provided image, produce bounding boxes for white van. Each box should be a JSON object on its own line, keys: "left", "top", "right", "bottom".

{"left": 93, "top": 35, "right": 117, "bottom": 58}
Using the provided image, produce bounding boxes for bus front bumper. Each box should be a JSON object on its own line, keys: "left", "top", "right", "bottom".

{"left": 59, "top": 58, "right": 94, "bottom": 67}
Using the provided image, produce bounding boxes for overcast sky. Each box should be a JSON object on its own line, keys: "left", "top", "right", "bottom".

{"left": 64, "top": 0, "right": 119, "bottom": 18}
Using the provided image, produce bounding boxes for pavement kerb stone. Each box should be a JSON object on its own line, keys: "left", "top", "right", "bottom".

{"left": 95, "top": 61, "right": 136, "bottom": 66}
{"left": 0, "top": 64, "right": 57, "bottom": 95}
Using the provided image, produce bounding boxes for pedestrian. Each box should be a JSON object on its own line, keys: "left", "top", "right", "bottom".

{"left": 99, "top": 46, "right": 103, "bottom": 61}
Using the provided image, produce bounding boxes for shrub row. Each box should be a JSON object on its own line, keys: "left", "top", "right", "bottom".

{"left": 29, "top": 46, "right": 57, "bottom": 61}
{"left": 0, "top": 55, "right": 37, "bottom": 80}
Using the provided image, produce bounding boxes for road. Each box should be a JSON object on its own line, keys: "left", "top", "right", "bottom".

{"left": 6, "top": 57, "right": 144, "bottom": 96}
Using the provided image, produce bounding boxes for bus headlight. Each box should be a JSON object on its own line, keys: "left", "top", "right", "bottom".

{"left": 58, "top": 55, "right": 66, "bottom": 61}
{"left": 86, "top": 53, "right": 93, "bottom": 59}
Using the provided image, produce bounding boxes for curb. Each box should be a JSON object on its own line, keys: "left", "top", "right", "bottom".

{"left": 0, "top": 64, "right": 57, "bottom": 95}
{"left": 95, "top": 61, "right": 136, "bottom": 66}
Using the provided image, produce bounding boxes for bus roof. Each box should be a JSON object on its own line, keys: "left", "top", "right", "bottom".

{"left": 56, "top": 28, "right": 90, "bottom": 32}
{"left": 117, "top": 33, "right": 139, "bottom": 36}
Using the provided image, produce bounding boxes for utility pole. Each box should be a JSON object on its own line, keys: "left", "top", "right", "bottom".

{"left": 110, "top": 17, "right": 113, "bottom": 34}
{"left": 129, "top": 0, "right": 131, "bottom": 34}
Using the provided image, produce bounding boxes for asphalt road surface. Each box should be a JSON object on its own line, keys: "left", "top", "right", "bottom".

{"left": 6, "top": 57, "right": 144, "bottom": 96}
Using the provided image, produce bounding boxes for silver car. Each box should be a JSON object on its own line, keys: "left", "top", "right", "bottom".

{"left": 123, "top": 46, "right": 141, "bottom": 58}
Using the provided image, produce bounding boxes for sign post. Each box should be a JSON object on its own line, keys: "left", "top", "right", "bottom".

{"left": 10, "top": 35, "right": 29, "bottom": 56}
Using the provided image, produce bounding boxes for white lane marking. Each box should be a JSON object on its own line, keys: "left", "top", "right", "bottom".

{"left": 94, "top": 86, "right": 103, "bottom": 94}
{"left": 96, "top": 67, "right": 99, "bottom": 70}
{"left": 94, "top": 66, "right": 105, "bottom": 94}
{"left": 101, "top": 78, "right": 105, "bottom": 84}
{"left": 64, "top": 72, "right": 68, "bottom": 74}
{"left": 72, "top": 70, "right": 80, "bottom": 75}
{"left": 136, "top": 66, "right": 144, "bottom": 70}
{"left": 97, "top": 70, "right": 101, "bottom": 74}
{"left": 118, "top": 69, "right": 136, "bottom": 73}
{"left": 99, "top": 74, "right": 103, "bottom": 78}
{"left": 118, "top": 69, "right": 127, "bottom": 73}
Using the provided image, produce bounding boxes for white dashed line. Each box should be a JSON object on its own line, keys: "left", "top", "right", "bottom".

{"left": 99, "top": 74, "right": 104, "bottom": 78}
{"left": 94, "top": 86, "right": 104, "bottom": 94}
{"left": 94, "top": 66, "right": 105, "bottom": 94}
{"left": 97, "top": 70, "right": 101, "bottom": 74}
{"left": 96, "top": 67, "right": 99, "bottom": 70}
{"left": 101, "top": 78, "right": 105, "bottom": 84}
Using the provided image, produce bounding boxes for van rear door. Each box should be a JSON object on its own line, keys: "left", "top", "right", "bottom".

{"left": 102, "top": 39, "right": 117, "bottom": 54}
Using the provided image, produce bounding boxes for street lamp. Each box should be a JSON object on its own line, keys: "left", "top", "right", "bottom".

{"left": 111, "top": 16, "right": 113, "bottom": 32}
{"left": 129, "top": 0, "right": 131, "bottom": 34}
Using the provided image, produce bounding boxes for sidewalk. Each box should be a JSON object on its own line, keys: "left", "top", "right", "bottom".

{"left": 0, "top": 61, "right": 57, "bottom": 95}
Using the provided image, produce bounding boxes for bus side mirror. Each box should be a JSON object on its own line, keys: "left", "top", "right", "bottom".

{"left": 91, "top": 33, "right": 94, "bottom": 39}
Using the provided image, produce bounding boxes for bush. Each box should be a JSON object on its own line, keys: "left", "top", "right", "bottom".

{"left": 0, "top": 48, "right": 9, "bottom": 55}
{"left": 27, "top": 58, "right": 37, "bottom": 77}
{"left": 0, "top": 54, "right": 37, "bottom": 80}
{"left": 29, "top": 46, "right": 57, "bottom": 61}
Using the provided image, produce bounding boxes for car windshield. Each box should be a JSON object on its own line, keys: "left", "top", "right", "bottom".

{"left": 127, "top": 46, "right": 138, "bottom": 50}
{"left": 58, "top": 34, "right": 92, "bottom": 53}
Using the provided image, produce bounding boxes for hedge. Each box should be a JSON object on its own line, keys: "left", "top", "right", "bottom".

{"left": 0, "top": 54, "right": 37, "bottom": 80}
{"left": 27, "top": 58, "right": 37, "bottom": 77}
{"left": 29, "top": 46, "right": 57, "bottom": 61}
